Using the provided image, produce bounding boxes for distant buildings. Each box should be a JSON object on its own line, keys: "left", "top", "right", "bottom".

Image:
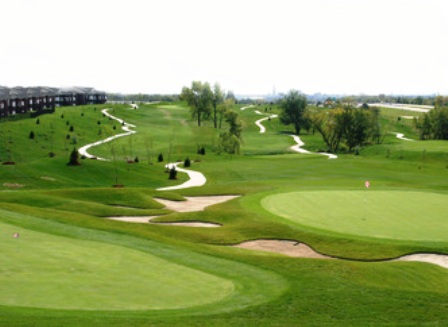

{"left": 0, "top": 86, "right": 107, "bottom": 117}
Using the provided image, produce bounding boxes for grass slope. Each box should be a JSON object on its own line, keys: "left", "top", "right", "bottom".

{"left": 1, "top": 102, "right": 448, "bottom": 326}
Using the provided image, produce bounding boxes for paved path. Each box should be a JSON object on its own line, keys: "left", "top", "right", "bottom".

{"left": 394, "top": 132, "right": 414, "bottom": 141}
{"left": 157, "top": 162, "right": 207, "bottom": 191}
{"left": 78, "top": 109, "right": 136, "bottom": 161}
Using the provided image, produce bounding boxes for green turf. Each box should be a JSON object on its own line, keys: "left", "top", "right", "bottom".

{"left": 0, "top": 216, "right": 234, "bottom": 310}
{"left": 2, "top": 102, "right": 448, "bottom": 326}
{"left": 261, "top": 190, "right": 448, "bottom": 241}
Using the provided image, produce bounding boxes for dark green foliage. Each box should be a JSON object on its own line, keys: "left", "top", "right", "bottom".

{"left": 158, "top": 153, "right": 164, "bottom": 162}
{"left": 29, "top": 131, "right": 35, "bottom": 139}
{"left": 184, "top": 157, "right": 191, "bottom": 167}
{"left": 67, "top": 148, "right": 80, "bottom": 166}
{"left": 134, "top": 156, "right": 139, "bottom": 163}
{"left": 69, "top": 125, "right": 74, "bottom": 132}
{"left": 36, "top": 118, "right": 40, "bottom": 125}
{"left": 97, "top": 120, "right": 101, "bottom": 125}
{"left": 279, "top": 90, "right": 310, "bottom": 135}
{"left": 168, "top": 166, "right": 177, "bottom": 179}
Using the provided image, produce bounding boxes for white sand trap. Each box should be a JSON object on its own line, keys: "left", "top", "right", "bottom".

{"left": 233, "top": 239, "right": 448, "bottom": 270}
{"left": 107, "top": 216, "right": 220, "bottom": 227}
{"left": 234, "top": 240, "right": 332, "bottom": 259}
{"left": 108, "top": 216, "right": 155, "bottom": 223}
{"left": 395, "top": 254, "right": 448, "bottom": 269}
{"left": 154, "top": 195, "right": 240, "bottom": 212}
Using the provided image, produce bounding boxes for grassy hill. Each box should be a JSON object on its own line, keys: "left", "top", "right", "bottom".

{"left": 1, "top": 102, "right": 448, "bottom": 326}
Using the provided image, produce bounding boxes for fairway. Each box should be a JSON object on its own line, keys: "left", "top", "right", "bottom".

{"left": 0, "top": 216, "right": 234, "bottom": 310}
{"left": 262, "top": 190, "right": 448, "bottom": 241}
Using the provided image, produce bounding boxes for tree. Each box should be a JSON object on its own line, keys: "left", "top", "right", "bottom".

{"left": 219, "top": 110, "right": 243, "bottom": 155}
{"left": 212, "top": 83, "right": 224, "bottom": 128}
{"left": 67, "top": 148, "right": 80, "bottom": 166}
{"left": 218, "top": 98, "right": 234, "bottom": 129}
{"left": 180, "top": 81, "right": 213, "bottom": 127}
{"left": 279, "top": 90, "right": 309, "bottom": 134}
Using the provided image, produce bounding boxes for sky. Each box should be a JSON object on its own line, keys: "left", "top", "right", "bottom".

{"left": 1, "top": 0, "right": 447, "bottom": 96}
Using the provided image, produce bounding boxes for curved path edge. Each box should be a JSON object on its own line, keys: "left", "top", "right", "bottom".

{"left": 78, "top": 109, "right": 136, "bottom": 161}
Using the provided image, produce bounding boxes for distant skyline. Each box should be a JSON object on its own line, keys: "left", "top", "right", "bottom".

{"left": 1, "top": 0, "right": 447, "bottom": 95}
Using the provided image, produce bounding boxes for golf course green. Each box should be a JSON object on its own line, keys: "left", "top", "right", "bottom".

{"left": 0, "top": 215, "right": 234, "bottom": 310}
{"left": 261, "top": 190, "right": 448, "bottom": 241}
{"left": 1, "top": 102, "right": 448, "bottom": 326}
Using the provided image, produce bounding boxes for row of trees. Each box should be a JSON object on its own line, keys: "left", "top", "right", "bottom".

{"left": 279, "top": 90, "right": 381, "bottom": 153}
{"left": 414, "top": 97, "right": 448, "bottom": 140}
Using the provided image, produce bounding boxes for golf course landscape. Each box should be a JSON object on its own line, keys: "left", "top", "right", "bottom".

{"left": 1, "top": 101, "right": 448, "bottom": 326}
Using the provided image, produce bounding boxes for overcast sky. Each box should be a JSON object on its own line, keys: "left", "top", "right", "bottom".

{"left": 1, "top": 0, "right": 447, "bottom": 95}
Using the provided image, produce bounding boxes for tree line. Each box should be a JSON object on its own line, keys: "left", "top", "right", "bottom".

{"left": 279, "top": 90, "right": 381, "bottom": 153}
{"left": 414, "top": 96, "right": 448, "bottom": 140}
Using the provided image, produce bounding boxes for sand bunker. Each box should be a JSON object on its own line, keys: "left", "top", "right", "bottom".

{"left": 154, "top": 195, "right": 240, "bottom": 212}
{"left": 234, "top": 240, "right": 332, "bottom": 259}
{"left": 106, "top": 195, "right": 239, "bottom": 227}
{"left": 233, "top": 239, "right": 448, "bottom": 270}
{"left": 108, "top": 216, "right": 220, "bottom": 227}
{"left": 396, "top": 253, "right": 448, "bottom": 269}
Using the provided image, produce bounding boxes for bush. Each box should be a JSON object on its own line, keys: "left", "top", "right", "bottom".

{"left": 29, "top": 131, "right": 35, "bottom": 139}
{"left": 134, "top": 156, "right": 139, "bottom": 163}
{"left": 69, "top": 125, "right": 74, "bottom": 132}
{"left": 158, "top": 153, "right": 164, "bottom": 162}
{"left": 67, "top": 148, "right": 80, "bottom": 166}
{"left": 36, "top": 118, "right": 40, "bottom": 125}
{"left": 168, "top": 166, "right": 177, "bottom": 180}
{"left": 184, "top": 157, "right": 191, "bottom": 167}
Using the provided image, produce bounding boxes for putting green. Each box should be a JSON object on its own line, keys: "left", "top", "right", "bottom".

{"left": 0, "top": 219, "right": 233, "bottom": 310}
{"left": 262, "top": 190, "right": 448, "bottom": 241}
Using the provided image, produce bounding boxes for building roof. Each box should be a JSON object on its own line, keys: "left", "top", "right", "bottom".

{"left": 0, "top": 86, "right": 105, "bottom": 100}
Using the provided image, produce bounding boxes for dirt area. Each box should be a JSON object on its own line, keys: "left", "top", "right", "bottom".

{"left": 234, "top": 240, "right": 332, "bottom": 259}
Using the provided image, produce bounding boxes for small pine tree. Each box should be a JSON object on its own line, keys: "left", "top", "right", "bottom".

{"left": 134, "top": 156, "right": 139, "bottom": 163}
{"left": 97, "top": 120, "right": 101, "bottom": 125}
{"left": 67, "top": 148, "right": 80, "bottom": 166}
{"left": 66, "top": 134, "right": 70, "bottom": 140}
{"left": 158, "top": 153, "right": 164, "bottom": 162}
{"left": 61, "top": 114, "right": 64, "bottom": 119}
{"left": 36, "top": 118, "right": 40, "bottom": 125}
{"left": 200, "top": 146, "right": 206, "bottom": 155}
{"left": 184, "top": 157, "right": 191, "bottom": 167}
{"left": 69, "top": 125, "right": 74, "bottom": 132}
{"left": 29, "top": 131, "right": 35, "bottom": 139}
{"left": 169, "top": 166, "right": 177, "bottom": 180}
